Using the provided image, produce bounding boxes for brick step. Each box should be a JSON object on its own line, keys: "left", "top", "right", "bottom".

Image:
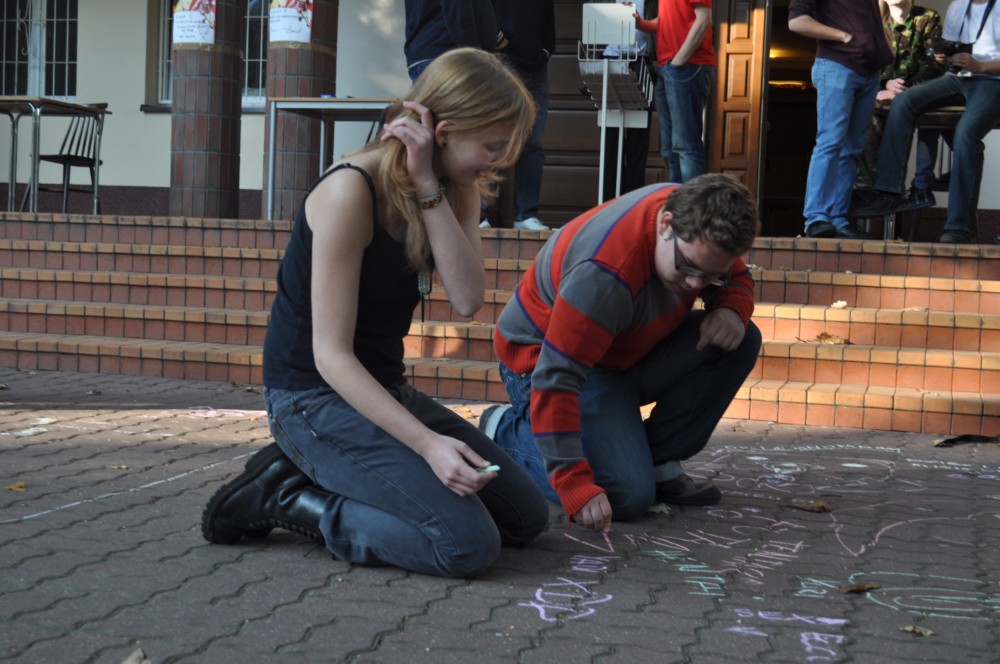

{"left": 0, "top": 214, "right": 551, "bottom": 259}
{"left": 729, "top": 378, "right": 998, "bottom": 437}
{"left": 423, "top": 271, "right": 1000, "bottom": 326}
{"left": 421, "top": 288, "right": 512, "bottom": 325}
{"left": 0, "top": 268, "right": 275, "bottom": 311}
{"left": 479, "top": 228, "right": 551, "bottom": 260}
{"left": 753, "top": 302, "right": 1000, "bottom": 352}
{"left": 0, "top": 298, "right": 270, "bottom": 346}
{"left": 753, "top": 268, "right": 1000, "bottom": 314}
{"left": 483, "top": 257, "right": 532, "bottom": 291}
{"left": 0, "top": 213, "right": 292, "bottom": 249}
{"left": 405, "top": 319, "right": 998, "bottom": 394}
{"left": 753, "top": 341, "right": 997, "bottom": 394}
{"left": 0, "top": 239, "right": 283, "bottom": 279}
{"left": 0, "top": 331, "right": 263, "bottom": 385}
{"left": 482, "top": 234, "right": 1000, "bottom": 280}
{"left": 747, "top": 237, "right": 1000, "bottom": 281}
{"left": 406, "top": 357, "right": 999, "bottom": 436}
{"left": 437, "top": 266, "right": 1000, "bottom": 324}
{"left": 0, "top": 330, "right": 993, "bottom": 436}
{"left": 412, "top": 304, "right": 1000, "bottom": 356}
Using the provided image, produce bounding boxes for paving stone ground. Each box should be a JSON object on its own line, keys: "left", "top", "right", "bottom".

{"left": 1, "top": 367, "right": 998, "bottom": 664}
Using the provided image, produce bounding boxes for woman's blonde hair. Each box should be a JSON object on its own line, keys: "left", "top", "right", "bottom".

{"left": 354, "top": 47, "right": 536, "bottom": 272}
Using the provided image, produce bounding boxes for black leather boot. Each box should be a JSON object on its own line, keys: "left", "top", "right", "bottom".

{"left": 202, "top": 443, "right": 332, "bottom": 545}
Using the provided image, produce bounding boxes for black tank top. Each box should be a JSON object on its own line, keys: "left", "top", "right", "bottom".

{"left": 263, "top": 164, "right": 421, "bottom": 389}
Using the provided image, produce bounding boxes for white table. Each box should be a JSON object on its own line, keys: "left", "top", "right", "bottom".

{"left": 265, "top": 97, "right": 393, "bottom": 220}
{"left": 0, "top": 97, "right": 110, "bottom": 214}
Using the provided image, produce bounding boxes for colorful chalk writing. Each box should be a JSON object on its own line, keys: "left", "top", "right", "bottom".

{"left": 518, "top": 576, "right": 615, "bottom": 622}
{"left": 847, "top": 572, "right": 1000, "bottom": 621}
{"left": 795, "top": 577, "right": 841, "bottom": 598}
{"left": 518, "top": 549, "right": 620, "bottom": 622}
{"left": 718, "top": 540, "right": 807, "bottom": 586}
{"left": 727, "top": 608, "right": 849, "bottom": 661}
{"left": 646, "top": 549, "right": 727, "bottom": 597}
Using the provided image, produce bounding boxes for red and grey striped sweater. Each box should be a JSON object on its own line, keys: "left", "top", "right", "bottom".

{"left": 493, "top": 183, "right": 755, "bottom": 516}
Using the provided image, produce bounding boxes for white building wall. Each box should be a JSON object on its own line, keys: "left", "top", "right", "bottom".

{"left": 81, "top": 1, "right": 170, "bottom": 188}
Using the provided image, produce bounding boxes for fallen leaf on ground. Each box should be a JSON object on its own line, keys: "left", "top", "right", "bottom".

{"left": 109, "top": 465, "right": 129, "bottom": 470}
{"left": 840, "top": 582, "right": 881, "bottom": 594}
{"left": 119, "top": 649, "right": 150, "bottom": 664}
{"left": 798, "top": 332, "right": 850, "bottom": 345}
{"left": 648, "top": 503, "right": 672, "bottom": 515}
{"left": 901, "top": 625, "right": 934, "bottom": 637}
{"left": 4, "top": 482, "right": 27, "bottom": 492}
{"left": 13, "top": 427, "right": 47, "bottom": 437}
{"left": 933, "top": 434, "right": 1000, "bottom": 447}
{"left": 791, "top": 500, "right": 833, "bottom": 512}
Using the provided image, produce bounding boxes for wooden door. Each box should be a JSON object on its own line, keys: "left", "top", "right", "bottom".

{"left": 708, "top": 0, "right": 771, "bottom": 202}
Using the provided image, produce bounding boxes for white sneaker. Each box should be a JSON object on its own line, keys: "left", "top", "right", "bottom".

{"left": 477, "top": 404, "right": 511, "bottom": 440}
{"left": 479, "top": 219, "right": 491, "bottom": 228}
{"left": 513, "top": 217, "right": 549, "bottom": 231}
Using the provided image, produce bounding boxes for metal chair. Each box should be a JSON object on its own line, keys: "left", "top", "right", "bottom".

{"left": 20, "top": 103, "right": 106, "bottom": 214}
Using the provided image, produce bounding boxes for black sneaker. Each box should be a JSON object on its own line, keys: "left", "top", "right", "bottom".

{"left": 805, "top": 221, "right": 837, "bottom": 238}
{"left": 905, "top": 187, "right": 936, "bottom": 211}
{"left": 836, "top": 223, "right": 871, "bottom": 239}
{"left": 854, "top": 192, "right": 907, "bottom": 217}
{"left": 655, "top": 474, "right": 721, "bottom": 506}
{"left": 478, "top": 404, "right": 510, "bottom": 440}
{"left": 939, "top": 229, "right": 976, "bottom": 244}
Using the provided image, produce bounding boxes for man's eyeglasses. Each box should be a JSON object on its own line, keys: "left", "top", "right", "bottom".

{"left": 670, "top": 231, "right": 730, "bottom": 287}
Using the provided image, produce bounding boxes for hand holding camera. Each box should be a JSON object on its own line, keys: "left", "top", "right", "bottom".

{"left": 926, "top": 39, "right": 975, "bottom": 73}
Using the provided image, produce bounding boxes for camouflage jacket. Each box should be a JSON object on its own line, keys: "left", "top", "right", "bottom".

{"left": 883, "top": 5, "right": 947, "bottom": 87}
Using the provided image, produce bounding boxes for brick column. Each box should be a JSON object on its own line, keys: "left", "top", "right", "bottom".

{"left": 263, "top": 0, "right": 339, "bottom": 221}
{"left": 170, "top": 0, "right": 244, "bottom": 219}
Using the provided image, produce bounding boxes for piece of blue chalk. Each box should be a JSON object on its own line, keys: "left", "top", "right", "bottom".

{"left": 478, "top": 464, "right": 501, "bottom": 473}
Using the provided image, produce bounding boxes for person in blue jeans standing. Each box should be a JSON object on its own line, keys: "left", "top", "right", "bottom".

{"left": 789, "top": 0, "right": 894, "bottom": 239}
{"left": 636, "top": 0, "right": 715, "bottom": 183}
{"left": 494, "top": 0, "right": 556, "bottom": 231}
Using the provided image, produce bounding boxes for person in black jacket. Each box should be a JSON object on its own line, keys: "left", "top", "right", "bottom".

{"left": 403, "top": 0, "right": 500, "bottom": 82}
{"left": 494, "top": 0, "right": 556, "bottom": 230}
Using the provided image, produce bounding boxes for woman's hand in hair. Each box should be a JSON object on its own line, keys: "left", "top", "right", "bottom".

{"left": 380, "top": 100, "right": 440, "bottom": 196}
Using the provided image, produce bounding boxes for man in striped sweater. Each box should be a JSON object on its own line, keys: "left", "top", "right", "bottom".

{"left": 479, "top": 174, "right": 761, "bottom": 532}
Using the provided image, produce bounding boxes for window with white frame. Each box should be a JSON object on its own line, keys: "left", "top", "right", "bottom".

{"left": 0, "top": 0, "right": 78, "bottom": 97}
{"left": 157, "top": 0, "right": 268, "bottom": 107}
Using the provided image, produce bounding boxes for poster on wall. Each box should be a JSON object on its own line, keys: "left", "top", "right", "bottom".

{"left": 172, "top": 0, "right": 217, "bottom": 45}
{"left": 269, "top": 0, "right": 314, "bottom": 43}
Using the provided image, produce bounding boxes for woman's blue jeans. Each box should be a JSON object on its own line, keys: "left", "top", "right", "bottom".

{"left": 491, "top": 312, "right": 762, "bottom": 519}
{"left": 265, "top": 381, "right": 549, "bottom": 578}
{"left": 804, "top": 58, "right": 880, "bottom": 233}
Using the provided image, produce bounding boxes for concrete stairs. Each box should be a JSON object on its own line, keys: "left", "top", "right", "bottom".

{"left": 0, "top": 212, "right": 997, "bottom": 436}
